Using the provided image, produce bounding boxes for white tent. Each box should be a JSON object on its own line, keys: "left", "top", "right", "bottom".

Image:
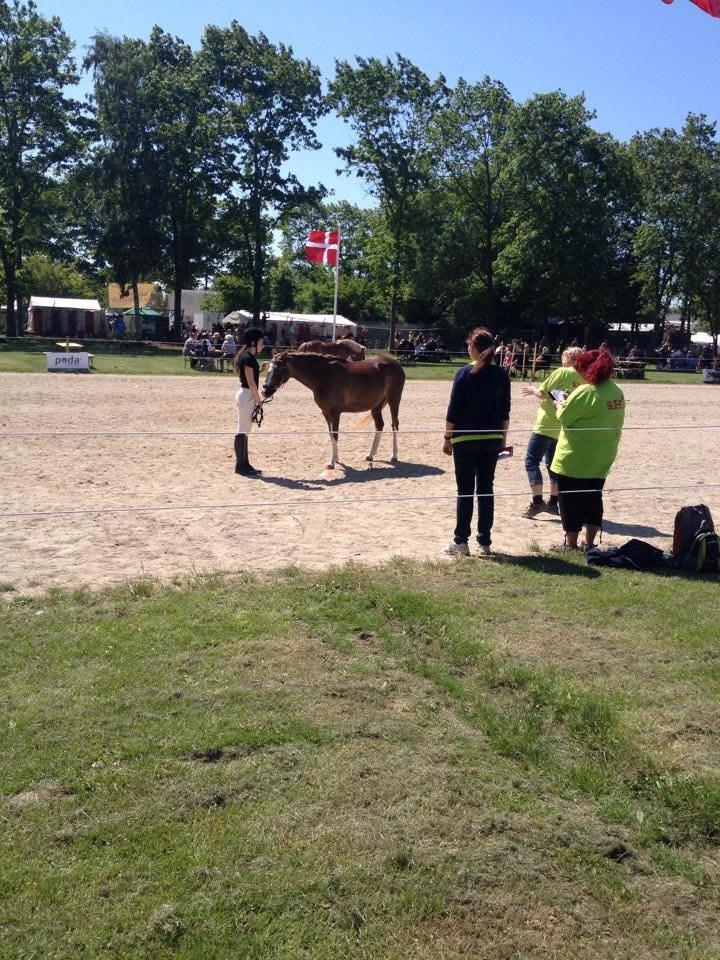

{"left": 691, "top": 331, "right": 716, "bottom": 345}
{"left": 222, "top": 310, "right": 357, "bottom": 339}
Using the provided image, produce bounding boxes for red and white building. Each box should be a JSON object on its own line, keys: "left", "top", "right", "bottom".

{"left": 27, "top": 297, "right": 104, "bottom": 338}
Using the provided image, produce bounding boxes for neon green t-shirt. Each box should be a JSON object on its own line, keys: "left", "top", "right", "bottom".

{"left": 550, "top": 380, "right": 625, "bottom": 479}
{"left": 533, "top": 366, "right": 585, "bottom": 438}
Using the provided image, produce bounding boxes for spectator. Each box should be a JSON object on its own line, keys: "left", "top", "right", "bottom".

{"left": 520, "top": 347, "right": 584, "bottom": 519}
{"left": 550, "top": 349, "right": 625, "bottom": 550}
{"left": 442, "top": 327, "right": 511, "bottom": 557}
{"left": 219, "top": 333, "right": 237, "bottom": 371}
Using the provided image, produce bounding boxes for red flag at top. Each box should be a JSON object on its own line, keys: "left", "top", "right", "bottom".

{"left": 662, "top": 0, "right": 720, "bottom": 17}
{"left": 305, "top": 229, "right": 339, "bottom": 267}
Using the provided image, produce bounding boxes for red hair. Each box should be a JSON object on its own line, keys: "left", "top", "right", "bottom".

{"left": 467, "top": 327, "right": 495, "bottom": 373}
{"left": 574, "top": 349, "right": 614, "bottom": 385}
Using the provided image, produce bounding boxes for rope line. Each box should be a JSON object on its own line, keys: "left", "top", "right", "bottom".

{"left": 2, "top": 482, "right": 719, "bottom": 521}
{"left": 2, "top": 423, "right": 720, "bottom": 439}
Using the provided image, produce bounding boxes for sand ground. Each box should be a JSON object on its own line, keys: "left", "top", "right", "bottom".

{"left": 1, "top": 372, "right": 718, "bottom": 591}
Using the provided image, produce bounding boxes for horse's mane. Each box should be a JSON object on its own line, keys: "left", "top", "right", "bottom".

{"left": 277, "top": 350, "right": 345, "bottom": 362}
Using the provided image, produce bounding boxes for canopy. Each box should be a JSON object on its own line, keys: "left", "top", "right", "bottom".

{"left": 222, "top": 310, "right": 357, "bottom": 334}
{"left": 122, "top": 307, "right": 164, "bottom": 317}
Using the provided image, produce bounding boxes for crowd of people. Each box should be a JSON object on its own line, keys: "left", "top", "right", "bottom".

{"left": 183, "top": 322, "right": 366, "bottom": 371}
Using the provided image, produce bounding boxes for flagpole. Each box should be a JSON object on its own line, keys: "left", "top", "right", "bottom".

{"left": 332, "top": 228, "right": 340, "bottom": 341}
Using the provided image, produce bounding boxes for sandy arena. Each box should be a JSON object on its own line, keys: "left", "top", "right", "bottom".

{"left": 0, "top": 371, "right": 718, "bottom": 591}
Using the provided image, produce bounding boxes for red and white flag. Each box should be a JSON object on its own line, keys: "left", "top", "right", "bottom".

{"left": 662, "top": 0, "right": 720, "bottom": 17}
{"left": 305, "top": 229, "right": 339, "bottom": 267}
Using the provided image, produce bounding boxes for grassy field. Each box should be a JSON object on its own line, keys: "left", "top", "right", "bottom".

{"left": 2, "top": 556, "right": 719, "bottom": 959}
{"left": 0, "top": 337, "right": 706, "bottom": 383}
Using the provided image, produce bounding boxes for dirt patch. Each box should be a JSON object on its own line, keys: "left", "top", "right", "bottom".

{"left": 6, "top": 779, "right": 71, "bottom": 810}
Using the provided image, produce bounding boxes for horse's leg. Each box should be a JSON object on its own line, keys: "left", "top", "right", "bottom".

{"left": 388, "top": 397, "right": 400, "bottom": 462}
{"left": 330, "top": 411, "right": 341, "bottom": 468}
{"left": 365, "top": 405, "right": 384, "bottom": 464}
{"left": 322, "top": 410, "right": 338, "bottom": 469}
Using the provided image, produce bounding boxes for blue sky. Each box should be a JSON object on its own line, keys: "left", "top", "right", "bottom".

{"left": 42, "top": 0, "right": 720, "bottom": 207}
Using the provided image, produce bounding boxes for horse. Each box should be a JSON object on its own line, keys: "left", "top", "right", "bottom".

{"left": 262, "top": 351, "right": 405, "bottom": 469}
{"left": 295, "top": 338, "right": 366, "bottom": 361}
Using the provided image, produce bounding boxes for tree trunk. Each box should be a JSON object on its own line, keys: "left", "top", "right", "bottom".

{"left": 132, "top": 276, "right": 141, "bottom": 341}
{"left": 3, "top": 257, "right": 18, "bottom": 338}
{"left": 173, "top": 285, "right": 182, "bottom": 335}
{"left": 252, "top": 227, "right": 264, "bottom": 324}
{"left": 387, "top": 236, "right": 402, "bottom": 350}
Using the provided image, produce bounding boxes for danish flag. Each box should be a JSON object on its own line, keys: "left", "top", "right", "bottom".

{"left": 305, "top": 229, "right": 339, "bottom": 266}
{"left": 662, "top": 0, "right": 720, "bottom": 17}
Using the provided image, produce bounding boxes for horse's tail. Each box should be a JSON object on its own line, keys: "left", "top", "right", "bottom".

{"left": 356, "top": 411, "right": 374, "bottom": 428}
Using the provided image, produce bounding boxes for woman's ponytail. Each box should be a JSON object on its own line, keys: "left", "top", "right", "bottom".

{"left": 467, "top": 327, "right": 495, "bottom": 373}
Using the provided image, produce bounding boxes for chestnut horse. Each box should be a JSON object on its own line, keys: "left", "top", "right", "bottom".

{"left": 295, "top": 339, "right": 366, "bottom": 361}
{"left": 262, "top": 351, "right": 405, "bottom": 469}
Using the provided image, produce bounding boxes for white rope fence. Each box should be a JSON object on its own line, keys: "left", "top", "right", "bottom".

{"left": 1, "top": 423, "right": 720, "bottom": 438}
{"left": 2, "top": 483, "right": 720, "bottom": 521}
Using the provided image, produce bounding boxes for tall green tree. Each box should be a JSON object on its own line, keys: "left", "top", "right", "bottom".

{"left": 434, "top": 77, "right": 515, "bottom": 325}
{"left": 0, "top": 0, "right": 82, "bottom": 336}
{"left": 329, "top": 54, "right": 448, "bottom": 345}
{"left": 85, "top": 33, "right": 164, "bottom": 333}
{"left": 497, "top": 92, "right": 631, "bottom": 334}
{"left": 201, "top": 22, "right": 326, "bottom": 321}
{"left": 145, "top": 28, "right": 219, "bottom": 328}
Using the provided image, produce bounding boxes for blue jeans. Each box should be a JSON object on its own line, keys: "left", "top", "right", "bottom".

{"left": 452, "top": 440, "right": 502, "bottom": 547}
{"left": 524, "top": 432, "right": 557, "bottom": 488}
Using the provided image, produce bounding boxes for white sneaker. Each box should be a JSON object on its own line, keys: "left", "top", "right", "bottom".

{"left": 442, "top": 541, "right": 470, "bottom": 557}
{"left": 477, "top": 543, "right": 492, "bottom": 556}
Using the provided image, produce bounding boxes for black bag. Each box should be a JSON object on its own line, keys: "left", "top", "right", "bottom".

{"left": 671, "top": 504, "right": 718, "bottom": 573}
{"left": 586, "top": 538, "right": 667, "bottom": 570}
{"left": 672, "top": 504, "right": 715, "bottom": 560}
{"left": 680, "top": 531, "right": 720, "bottom": 574}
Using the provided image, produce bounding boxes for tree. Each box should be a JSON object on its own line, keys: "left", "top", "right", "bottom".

{"left": 201, "top": 22, "right": 326, "bottom": 321}
{"left": 497, "top": 92, "right": 631, "bottom": 335}
{"left": 145, "top": 28, "right": 220, "bottom": 329}
{"left": 329, "top": 54, "right": 448, "bottom": 345}
{"left": 434, "top": 77, "right": 515, "bottom": 325}
{"left": 84, "top": 33, "right": 165, "bottom": 335}
{"left": 19, "top": 252, "right": 97, "bottom": 299}
{"left": 0, "top": 0, "right": 83, "bottom": 336}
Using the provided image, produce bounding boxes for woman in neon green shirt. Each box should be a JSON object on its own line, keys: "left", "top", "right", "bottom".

{"left": 520, "top": 346, "right": 584, "bottom": 518}
{"left": 550, "top": 349, "right": 625, "bottom": 550}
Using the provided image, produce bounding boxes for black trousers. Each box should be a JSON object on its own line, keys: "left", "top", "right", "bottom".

{"left": 452, "top": 439, "right": 502, "bottom": 547}
{"left": 556, "top": 474, "right": 605, "bottom": 533}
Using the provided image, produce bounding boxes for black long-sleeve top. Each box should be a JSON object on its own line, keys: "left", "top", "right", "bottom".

{"left": 446, "top": 363, "right": 511, "bottom": 442}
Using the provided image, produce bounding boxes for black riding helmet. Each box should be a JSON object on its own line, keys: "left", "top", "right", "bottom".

{"left": 243, "top": 326, "right": 265, "bottom": 348}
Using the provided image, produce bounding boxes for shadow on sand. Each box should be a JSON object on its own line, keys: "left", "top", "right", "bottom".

{"left": 601, "top": 518, "right": 670, "bottom": 538}
{"left": 255, "top": 460, "right": 445, "bottom": 491}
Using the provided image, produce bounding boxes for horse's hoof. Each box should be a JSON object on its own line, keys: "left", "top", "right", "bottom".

{"left": 390, "top": 456, "right": 398, "bottom": 463}
{"left": 365, "top": 455, "right": 373, "bottom": 462}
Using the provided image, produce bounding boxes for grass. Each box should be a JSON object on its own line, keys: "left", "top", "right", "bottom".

{"left": 0, "top": 337, "right": 708, "bottom": 383}
{"left": 1, "top": 556, "right": 719, "bottom": 958}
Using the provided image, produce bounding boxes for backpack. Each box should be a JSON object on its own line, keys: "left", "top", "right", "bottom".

{"left": 672, "top": 503, "right": 718, "bottom": 573}
{"left": 586, "top": 538, "right": 667, "bottom": 570}
{"left": 680, "top": 530, "right": 720, "bottom": 574}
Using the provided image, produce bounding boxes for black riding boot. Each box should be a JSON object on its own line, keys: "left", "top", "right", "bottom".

{"left": 234, "top": 433, "right": 261, "bottom": 476}
{"left": 234, "top": 434, "right": 250, "bottom": 475}
{"left": 245, "top": 437, "right": 261, "bottom": 475}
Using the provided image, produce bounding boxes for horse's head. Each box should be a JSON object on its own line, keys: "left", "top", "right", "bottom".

{"left": 262, "top": 353, "right": 290, "bottom": 398}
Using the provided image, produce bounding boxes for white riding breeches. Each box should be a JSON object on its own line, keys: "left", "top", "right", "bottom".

{"left": 235, "top": 388, "right": 255, "bottom": 434}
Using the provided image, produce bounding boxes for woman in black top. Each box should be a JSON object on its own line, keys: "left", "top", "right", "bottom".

{"left": 442, "top": 327, "right": 511, "bottom": 556}
{"left": 233, "top": 327, "right": 265, "bottom": 476}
